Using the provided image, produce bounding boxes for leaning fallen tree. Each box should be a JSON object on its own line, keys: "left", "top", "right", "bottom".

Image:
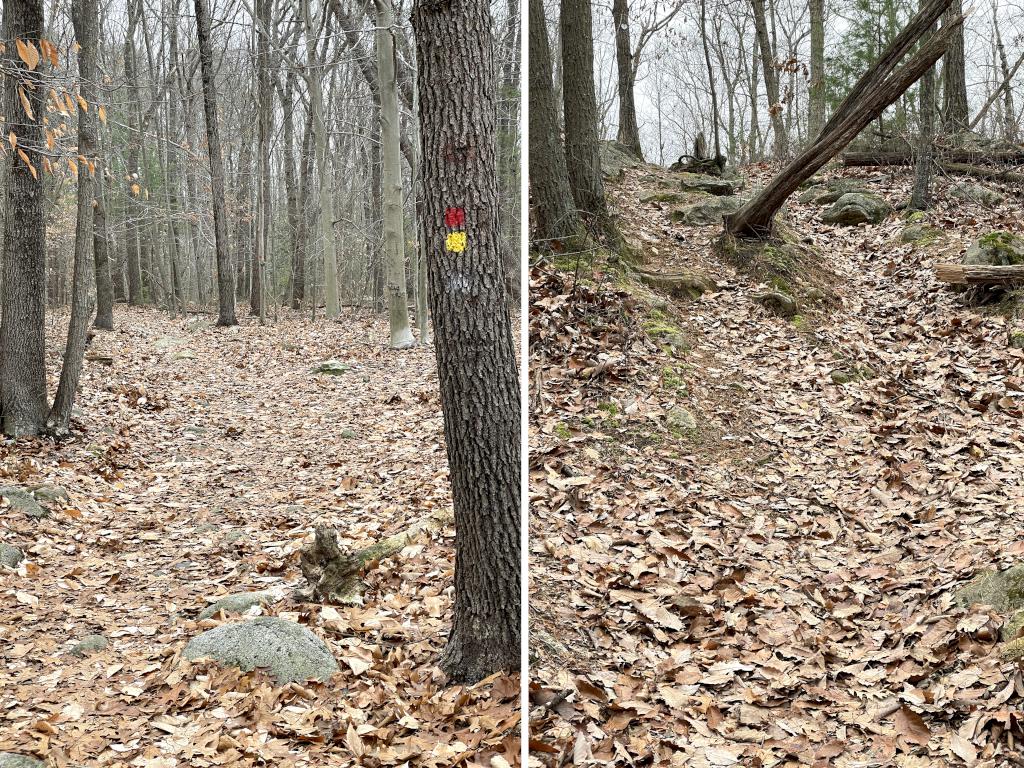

{"left": 842, "top": 149, "right": 1024, "bottom": 166}
{"left": 934, "top": 263, "right": 1024, "bottom": 285}
{"left": 723, "top": 0, "right": 961, "bottom": 238}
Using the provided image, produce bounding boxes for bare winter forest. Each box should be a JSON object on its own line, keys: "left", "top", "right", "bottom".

{"left": 1, "top": 0, "right": 522, "bottom": 764}
{"left": 529, "top": 0, "right": 1024, "bottom": 763}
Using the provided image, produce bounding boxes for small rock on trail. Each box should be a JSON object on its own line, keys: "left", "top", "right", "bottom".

{"left": 0, "top": 754, "right": 45, "bottom": 768}
{"left": 0, "top": 487, "right": 48, "bottom": 519}
{"left": 70, "top": 634, "right": 109, "bottom": 657}
{"left": 0, "top": 543, "right": 23, "bottom": 569}
{"left": 198, "top": 591, "right": 276, "bottom": 620}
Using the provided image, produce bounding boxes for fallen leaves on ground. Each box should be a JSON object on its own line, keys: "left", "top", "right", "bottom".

{"left": 1, "top": 308, "right": 519, "bottom": 767}
{"left": 529, "top": 163, "right": 1024, "bottom": 766}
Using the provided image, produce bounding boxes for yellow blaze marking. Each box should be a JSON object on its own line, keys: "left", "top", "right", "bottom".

{"left": 446, "top": 231, "right": 467, "bottom": 253}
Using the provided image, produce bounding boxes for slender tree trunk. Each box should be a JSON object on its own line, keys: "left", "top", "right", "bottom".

{"left": 93, "top": 127, "right": 115, "bottom": 329}
{"left": 751, "top": 0, "right": 786, "bottom": 159}
{"left": 528, "top": 0, "right": 582, "bottom": 249}
{"left": 51, "top": 0, "right": 100, "bottom": 432}
{"left": 994, "top": 23, "right": 1017, "bottom": 141}
{"left": 282, "top": 73, "right": 306, "bottom": 309}
{"left": 0, "top": 0, "right": 48, "bottom": 437}
{"left": 253, "top": 0, "right": 272, "bottom": 323}
{"left": 374, "top": 0, "right": 414, "bottom": 347}
{"left": 124, "top": 0, "right": 145, "bottom": 304}
{"left": 699, "top": 0, "right": 722, "bottom": 159}
{"left": 412, "top": 0, "right": 520, "bottom": 683}
{"left": 911, "top": 5, "right": 936, "bottom": 210}
{"left": 194, "top": 0, "right": 237, "bottom": 326}
{"left": 748, "top": 29, "right": 761, "bottom": 162}
{"left": 611, "top": 0, "right": 643, "bottom": 159}
{"left": 808, "top": 0, "right": 825, "bottom": 139}
{"left": 560, "top": 0, "right": 622, "bottom": 247}
{"left": 302, "top": 0, "right": 340, "bottom": 319}
{"left": 941, "top": 0, "right": 969, "bottom": 133}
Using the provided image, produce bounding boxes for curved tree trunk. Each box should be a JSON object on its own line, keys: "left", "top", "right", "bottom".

{"left": 528, "top": 0, "right": 583, "bottom": 249}
{"left": 412, "top": 0, "right": 521, "bottom": 683}
{"left": 0, "top": 0, "right": 48, "bottom": 437}
{"left": 611, "top": 0, "right": 643, "bottom": 160}
{"left": 194, "top": 0, "right": 237, "bottom": 326}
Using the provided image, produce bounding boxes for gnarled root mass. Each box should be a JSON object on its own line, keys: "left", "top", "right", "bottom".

{"left": 299, "top": 509, "right": 453, "bottom": 604}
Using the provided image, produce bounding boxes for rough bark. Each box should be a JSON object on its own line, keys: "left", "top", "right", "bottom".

{"left": 194, "top": 0, "right": 237, "bottom": 326}
{"left": 911, "top": 3, "right": 936, "bottom": 211}
{"left": 808, "top": 0, "right": 825, "bottom": 140}
{"left": 282, "top": 72, "right": 306, "bottom": 309}
{"left": 699, "top": 0, "right": 722, "bottom": 159}
{"left": 412, "top": 0, "right": 521, "bottom": 682}
{"left": 560, "top": 0, "right": 622, "bottom": 247}
{"left": 751, "top": 0, "right": 786, "bottom": 159}
{"left": 725, "top": 7, "right": 959, "bottom": 238}
{"left": 123, "top": 0, "right": 145, "bottom": 305}
{"left": 941, "top": 0, "right": 969, "bottom": 133}
{"left": 253, "top": 0, "right": 272, "bottom": 323}
{"left": 0, "top": 0, "right": 48, "bottom": 437}
{"left": 611, "top": 0, "right": 643, "bottom": 160}
{"left": 528, "top": 0, "right": 583, "bottom": 249}
{"left": 374, "top": 0, "right": 414, "bottom": 348}
{"left": 50, "top": 0, "right": 101, "bottom": 432}
{"left": 93, "top": 143, "right": 115, "bottom": 330}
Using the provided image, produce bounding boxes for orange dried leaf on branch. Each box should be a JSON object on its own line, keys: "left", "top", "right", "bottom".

{"left": 17, "top": 148, "right": 37, "bottom": 179}
{"left": 18, "top": 87, "right": 34, "bottom": 120}
{"left": 16, "top": 38, "right": 40, "bottom": 70}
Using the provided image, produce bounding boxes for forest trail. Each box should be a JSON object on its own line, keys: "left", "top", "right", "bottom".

{"left": 530, "top": 163, "right": 1024, "bottom": 766}
{"left": 1, "top": 309, "right": 518, "bottom": 767}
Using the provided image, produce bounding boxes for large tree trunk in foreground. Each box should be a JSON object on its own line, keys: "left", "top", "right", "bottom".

{"left": 50, "top": 0, "right": 100, "bottom": 433}
{"left": 561, "top": 0, "right": 622, "bottom": 247}
{"left": 611, "top": 0, "right": 643, "bottom": 160}
{"left": 725, "top": 0, "right": 959, "bottom": 238}
{"left": 0, "top": 0, "right": 48, "bottom": 437}
{"left": 528, "top": 0, "right": 583, "bottom": 249}
{"left": 194, "top": 0, "right": 237, "bottom": 326}
{"left": 374, "top": 0, "right": 414, "bottom": 348}
{"left": 412, "top": 0, "right": 521, "bottom": 683}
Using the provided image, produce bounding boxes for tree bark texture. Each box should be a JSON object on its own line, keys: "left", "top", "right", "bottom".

{"left": 0, "top": 0, "right": 49, "bottom": 437}
{"left": 750, "top": 0, "right": 786, "bottom": 159}
{"left": 412, "top": 0, "right": 521, "bottom": 683}
{"left": 194, "top": 0, "right": 237, "bottom": 326}
{"left": 941, "top": 0, "right": 969, "bottom": 133}
{"left": 911, "top": 4, "right": 936, "bottom": 211}
{"left": 528, "top": 0, "right": 583, "bottom": 249}
{"left": 611, "top": 0, "right": 643, "bottom": 160}
{"left": 808, "top": 0, "right": 826, "bottom": 140}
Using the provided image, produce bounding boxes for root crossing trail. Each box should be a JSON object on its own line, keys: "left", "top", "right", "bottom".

{"left": 530, "top": 166, "right": 1024, "bottom": 766}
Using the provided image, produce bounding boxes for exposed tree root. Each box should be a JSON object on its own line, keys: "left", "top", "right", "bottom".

{"left": 298, "top": 508, "right": 453, "bottom": 604}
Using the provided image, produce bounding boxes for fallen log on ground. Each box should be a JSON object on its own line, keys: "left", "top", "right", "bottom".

{"left": 298, "top": 508, "right": 453, "bottom": 604}
{"left": 934, "top": 263, "right": 1024, "bottom": 285}
{"left": 842, "top": 149, "right": 1024, "bottom": 166}
{"left": 939, "top": 162, "right": 1024, "bottom": 186}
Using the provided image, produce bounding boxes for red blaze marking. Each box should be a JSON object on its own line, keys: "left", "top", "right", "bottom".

{"left": 444, "top": 207, "right": 465, "bottom": 228}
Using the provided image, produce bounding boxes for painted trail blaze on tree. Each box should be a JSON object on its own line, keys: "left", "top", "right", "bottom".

{"left": 444, "top": 206, "right": 467, "bottom": 252}
{"left": 413, "top": 0, "right": 521, "bottom": 683}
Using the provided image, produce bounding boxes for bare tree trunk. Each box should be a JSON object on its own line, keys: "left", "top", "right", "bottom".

{"left": 0, "top": 0, "right": 48, "bottom": 437}
{"left": 941, "top": 0, "right": 968, "bottom": 133}
{"left": 560, "top": 0, "right": 622, "bottom": 247}
{"left": 911, "top": 3, "right": 936, "bottom": 211}
{"left": 611, "top": 0, "right": 643, "bottom": 159}
{"left": 699, "top": 0, "right": 722, "bottom": 159}
{"left": 412, "top": 0, "right": 520, "bottom": 683}
{"left": 808, "top": 0, "right": 825, "bottom": 140}
{"left": 528, "top": 0, "right": 583, "bottom": 249}
{"left": 124, "top": 0, "right": 145, "bottom": 305}
{"left": 253, "top": 0, "right": 272, "bottom": 324}
{"left": 374, "top": 0, "right": 414, "bottom": 348}
{"left": 994, "top": 23, "right": 1017, "bottom": 141}
{"left": 194, "top": 0, "right": 237, "bottom": 326}
{"left": 51, "top": 0, "right": 100, "bottom": 432}
{"left": 93, "top": 127, "right": 115, "bottom": 330}
{"left": 751, "top": 0, "right": 786, "bottom": 159}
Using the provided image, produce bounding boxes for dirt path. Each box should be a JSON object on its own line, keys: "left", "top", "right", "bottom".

{"left": 1, "top": 308, "right": 517, "bottom": 767}
{"left": 530, "top": 166, "right": 1024, "bottom": 766}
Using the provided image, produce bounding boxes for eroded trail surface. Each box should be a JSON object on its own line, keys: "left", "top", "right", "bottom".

{"left": 530, "top": 164, "right": 1024, "bottom": 767}
{"left": 1, "top": 309, "right": 518, "bottom": 767}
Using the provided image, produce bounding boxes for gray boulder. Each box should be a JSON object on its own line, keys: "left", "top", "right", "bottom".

{"left": 71, "top": 634, "right": 109, "bottom": 657}
{"left": 677, "top": 173, "right": 739, "bottom": 196}
{"left": 956, "top": 565, "right": 1024, "bottom": 640}
{"left": 754, "top": 291, "right": 798, "bottom": 318}
{"left": 314, "top": 360, "right": 348, "bottom": 375}
{"left": 950, "top": 183, "right": 1005, "bottom": 207}
{"left": 669, "top": 196, "right": 745, "bottom": 226}
{"left": 666, "top": 406, "right": 697, "bottom": 432}
{"left": 0, "top": 543, "right": 23, "bottom": 569}
{"left": 900, "top": 223, "right": 943, "bottom": 245}
{"left": 962, "top": 231, "right": 1024, "bottom": 267}
{"left": 798, "top": 179, "right": 867, "bottom": 205}
{"left": 599, "top": 140, "right": 642, "bottom": 181}
{"left": 0, "top": 487, "right": 47, "bottom": 519}
{"left": 0, "top": 755, "right": 45, "bottom": 768}
{"left": 821, "top": 193, "right": 891, "bottom": 225}
{"left": 199, "top": 591, "right": 275, "bottom": 620}
{"left": 184, "top": 616, "right": 338, "bottom": 683}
